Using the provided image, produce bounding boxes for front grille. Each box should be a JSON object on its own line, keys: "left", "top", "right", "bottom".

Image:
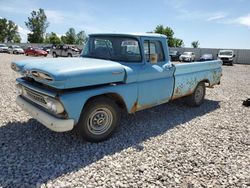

{"left": 23, "top": 87, "right": 47, "bottom": 107}
{"left": 221, "top": 57, "right": 229, "bottom": 61}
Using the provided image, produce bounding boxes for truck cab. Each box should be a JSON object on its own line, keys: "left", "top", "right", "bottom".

{"left": 12, "top": 33, "right": 222, "bottom": 142}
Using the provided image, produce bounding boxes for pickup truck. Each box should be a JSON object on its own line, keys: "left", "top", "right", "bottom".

{"left": 11, "top": 33, "right": 222, "bottom": 142}
{"left": 218, "top": 49, "right": 235, "bottom": 66}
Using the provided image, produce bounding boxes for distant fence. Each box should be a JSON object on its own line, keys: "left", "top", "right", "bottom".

{"left": 3, "top": 43, "right": 250, "bottom": 64}
{"left": 170, "top": 47, "right": 250, "bottom": 65}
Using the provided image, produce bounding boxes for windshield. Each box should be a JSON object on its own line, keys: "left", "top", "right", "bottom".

{"left": 0, "top": 44, "right": 7, "bottom": 47}
{"left": 81, "top": 36, "right": 141, "bottom": 62}
{"left": 13, "top": 45, "right": 21, "bottom": 48}
{"left": 183, "top": 52, "right": 192, "bottom": 55}
{"left": 219, "top": 51, "right": 233, "bottom": 56}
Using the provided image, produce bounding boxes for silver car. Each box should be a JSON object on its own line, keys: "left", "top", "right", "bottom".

{"left": 0, "top": 44, "right": 9, "bottom": 53}
{"left": 8, "top": 45, "right": 24, "bottom": 54}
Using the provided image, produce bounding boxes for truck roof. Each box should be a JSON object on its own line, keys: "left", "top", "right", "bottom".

{"left": 89, "top": 33, "right": 167, "bottom": 38}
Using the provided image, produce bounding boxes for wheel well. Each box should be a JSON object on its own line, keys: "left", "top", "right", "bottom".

{"left": 85, "top": 93, "right": 127, "bottom": 111}
{"left": 200, "top": 79, "right": 210, "bottom": 87}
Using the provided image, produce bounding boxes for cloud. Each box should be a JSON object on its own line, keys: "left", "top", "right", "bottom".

{"left": 236, "top": 14, "right": 250, "bottom": 28}
{"left": 18, "top": 26, "right": 30, "bottom": 42}
{"left": 207, "top": 12, "right": 227, "bottom": 21}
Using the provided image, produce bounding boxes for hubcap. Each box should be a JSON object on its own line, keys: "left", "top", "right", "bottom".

{"left": 87, "top": 108, "right": 113, "bottom": 135}
{"left": 195, "top": 85, "right": 204, "bottom": 103}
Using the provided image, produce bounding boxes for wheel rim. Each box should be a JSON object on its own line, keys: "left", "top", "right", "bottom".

{"left": 87, "top": 107, "right": 113, "bottom": 135}
{"left": 195, "top": 84, "right": 204, "bottom": 103}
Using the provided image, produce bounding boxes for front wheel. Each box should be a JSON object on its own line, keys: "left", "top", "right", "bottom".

{"left": 78, "top": 97, "right": 121, "bottom": 142}
{"left": 186, "top": 82, "right": 206, "bottom": 107}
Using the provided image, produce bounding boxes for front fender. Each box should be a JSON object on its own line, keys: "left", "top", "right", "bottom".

{"left": 59, "top": 83, "right": 138, "bottom": 125}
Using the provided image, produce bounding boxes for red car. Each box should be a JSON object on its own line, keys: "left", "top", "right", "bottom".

{"left": 25, "top": 47, "right": 48, "bottom": 57}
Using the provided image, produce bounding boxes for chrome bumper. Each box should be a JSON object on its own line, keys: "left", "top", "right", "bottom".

{"left": 16, "top": 96, "right": 74, "bottom": 132}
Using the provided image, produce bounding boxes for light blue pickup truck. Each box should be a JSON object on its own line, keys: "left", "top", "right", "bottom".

{"left": 12, "top": 33, "right": 222, "bottom": 142}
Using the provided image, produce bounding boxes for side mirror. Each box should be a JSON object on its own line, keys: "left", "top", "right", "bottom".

{"left": 233, "top": 54, "right": 236, "bottom": 57}
{"left": 150, "top": 54, "right": 158, "bottom": 64}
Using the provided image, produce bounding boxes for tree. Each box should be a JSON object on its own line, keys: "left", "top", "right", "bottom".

{"left": 76, "top": 30, "right": 86, "bottom": 45}
{"left": 0, "top": 18, "right": 21, "bottom": 43}
{"left": 154, "top": 25, "right": 184, "bottom": 47}
{"left": 154, "top": 25, "right": 175, "bottom": 47}
{"left": 44, "top": 32, "right": 61, "bottom": 44}
{"left": 64, "top": 28, "right": 76, "bottom": 44}
{"left": 25, "top": 8, "right": 49, "bottom": 43}
{"left": 60, "top": 35, "right": 67, "bottom": 44}
{"left": 0, "top": 18, "right": 8, "bottom": 42}
{"left": 173, "top": 38, "right": 184, "bottom": 47}
{"left": 191, "top": 41, "right": 200, "bottom": 48}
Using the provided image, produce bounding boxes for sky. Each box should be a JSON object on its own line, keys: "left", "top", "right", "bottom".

{"left": 0, "top": 0, "right": 250, "bottom": 49}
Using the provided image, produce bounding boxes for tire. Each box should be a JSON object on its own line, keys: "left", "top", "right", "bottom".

{"left": 52, "top": 52, "right": 57, "bottom": 58}
{"left": 67, "top": 53, "right": 72, "bottom": 57}
{"left": 44, "top": 54, "right": 47, "bottom": 57}
{"left": 78, "top": 97, "right": 121, "bottom": 142}
{"left": 26, "top": 53, "right": 28, "bottom": 56}
{"left": 186, "top": 82, "right": 206, "bottom": 107}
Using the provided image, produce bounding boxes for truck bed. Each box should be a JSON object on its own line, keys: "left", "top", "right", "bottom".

{"left": 172, "top": 60, "right": 222, "bottom": 99}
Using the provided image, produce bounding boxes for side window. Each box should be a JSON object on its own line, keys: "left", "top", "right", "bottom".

{"left": 143, "top": 40, "right": 165, "bottom": 62}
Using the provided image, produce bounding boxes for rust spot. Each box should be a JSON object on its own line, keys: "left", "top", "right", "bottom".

{"left": 130, "top": 101, "right": 138, "bottom": 113}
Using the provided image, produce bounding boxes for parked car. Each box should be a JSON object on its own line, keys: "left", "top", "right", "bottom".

{"left": 25, "top": 47, "right": 48, "bottom": 57}
{"left": 12, "top": 33, "right": 222, "bottom": 142}
{"left": 218, "top": 50, "right": 235, "bottom": 66}
{"left": 179, "top": 52, "right": 195, "bottom": 62}
{"left": 8, "top": 45, "right": 25, "bottom": 54}
{"left": 51, "top": 45, "right": 80, "bottom": 58}
{"left": 169, "top": 50, "right": 181, "bottom": 61}
{"left": 199, "top": 54, "right": 214, "bottom": 61}
{"left": 0, "top": 44, "right": 9, "bottom": 53}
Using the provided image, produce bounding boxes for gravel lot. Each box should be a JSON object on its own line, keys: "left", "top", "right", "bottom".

{"left": 0, "top": 53, "right": 249, "bottom": 188}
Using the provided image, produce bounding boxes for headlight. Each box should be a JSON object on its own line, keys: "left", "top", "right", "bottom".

{"left": 11, "top": 63, "right": 20, "bottom": 72}
{"left": 31, "top": 71, "right": 53, "bottom": 81}
{"left": 45, "top": 98, "right": 64, "bottom": 114}
{"left": 16, "top": 84, "right": 23, "bottom": 95}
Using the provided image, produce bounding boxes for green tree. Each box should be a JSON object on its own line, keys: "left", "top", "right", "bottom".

{"left": 60, "top": 35, "right": 67, "bottom": 44}
{"left": 64, "top": 28, "right": 76, "bottom": 44}
{"left": 191, "top": 41, "right": 200, "bottom": 48}
{"left": 0, "top": 18, "right": 21, "bottom": 43}
{"left": 45, "top": 32, "right": 61, "bottom": 44}
{"left": 13, "top": 34, "right": 21, "bottom": 43}
{"left": 0, "top": 18, "right": 8, "bottom": 42}
{"left": 154, "top": 25, "right": 185, "bottom": 47}
{"left": 76, "top": 30, "right": 86, "bottom": 45}
{"left": 173, "top": 38, "right": 184, "bottom": 47}
{"left": 154, "top": 25, "right": 175, "bottom": 47}
{"left": 25, "top": 8, "right": 49, "bottom": 43}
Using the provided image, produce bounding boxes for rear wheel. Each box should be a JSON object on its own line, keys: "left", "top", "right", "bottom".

{"left": 52, "top": 52, "right": 57, "bottom": 58}
{"left": 186, "top": 82, "right": 206, "bottom": 107}
{"left": 67, "top": 53, "right": 72, "bottom": 57}
{"left": 78, "top": 97, "right": 121, "bottom": 142}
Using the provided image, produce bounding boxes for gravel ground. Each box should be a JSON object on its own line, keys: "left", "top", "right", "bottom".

{"left": 0, "top": 53, "right": 249, "bottom": 188}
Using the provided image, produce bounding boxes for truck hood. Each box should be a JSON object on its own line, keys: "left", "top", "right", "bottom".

{"left": 12, "top": 57, "right": 126, "bottom": 89}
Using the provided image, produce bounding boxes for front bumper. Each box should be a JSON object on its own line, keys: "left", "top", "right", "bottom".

{"left": 16, "top": 96, "right": 74, "bottom": 132}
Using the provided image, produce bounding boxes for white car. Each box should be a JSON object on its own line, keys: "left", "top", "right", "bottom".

{"left": 179, "top": 52, "right": 195, "bottom": 62}
{"left": 0, "top": 44, "right": 9, "bottom": 53}
{"left": 218, "top": 50, "right": 235, "bottom": 66}
{"left": 8, "top": 45, "right": 24, "bottom": 54}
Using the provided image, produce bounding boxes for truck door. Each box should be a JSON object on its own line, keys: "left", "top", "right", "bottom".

{"left": 137, "top": 38, "right": 175, "bottom": 110}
